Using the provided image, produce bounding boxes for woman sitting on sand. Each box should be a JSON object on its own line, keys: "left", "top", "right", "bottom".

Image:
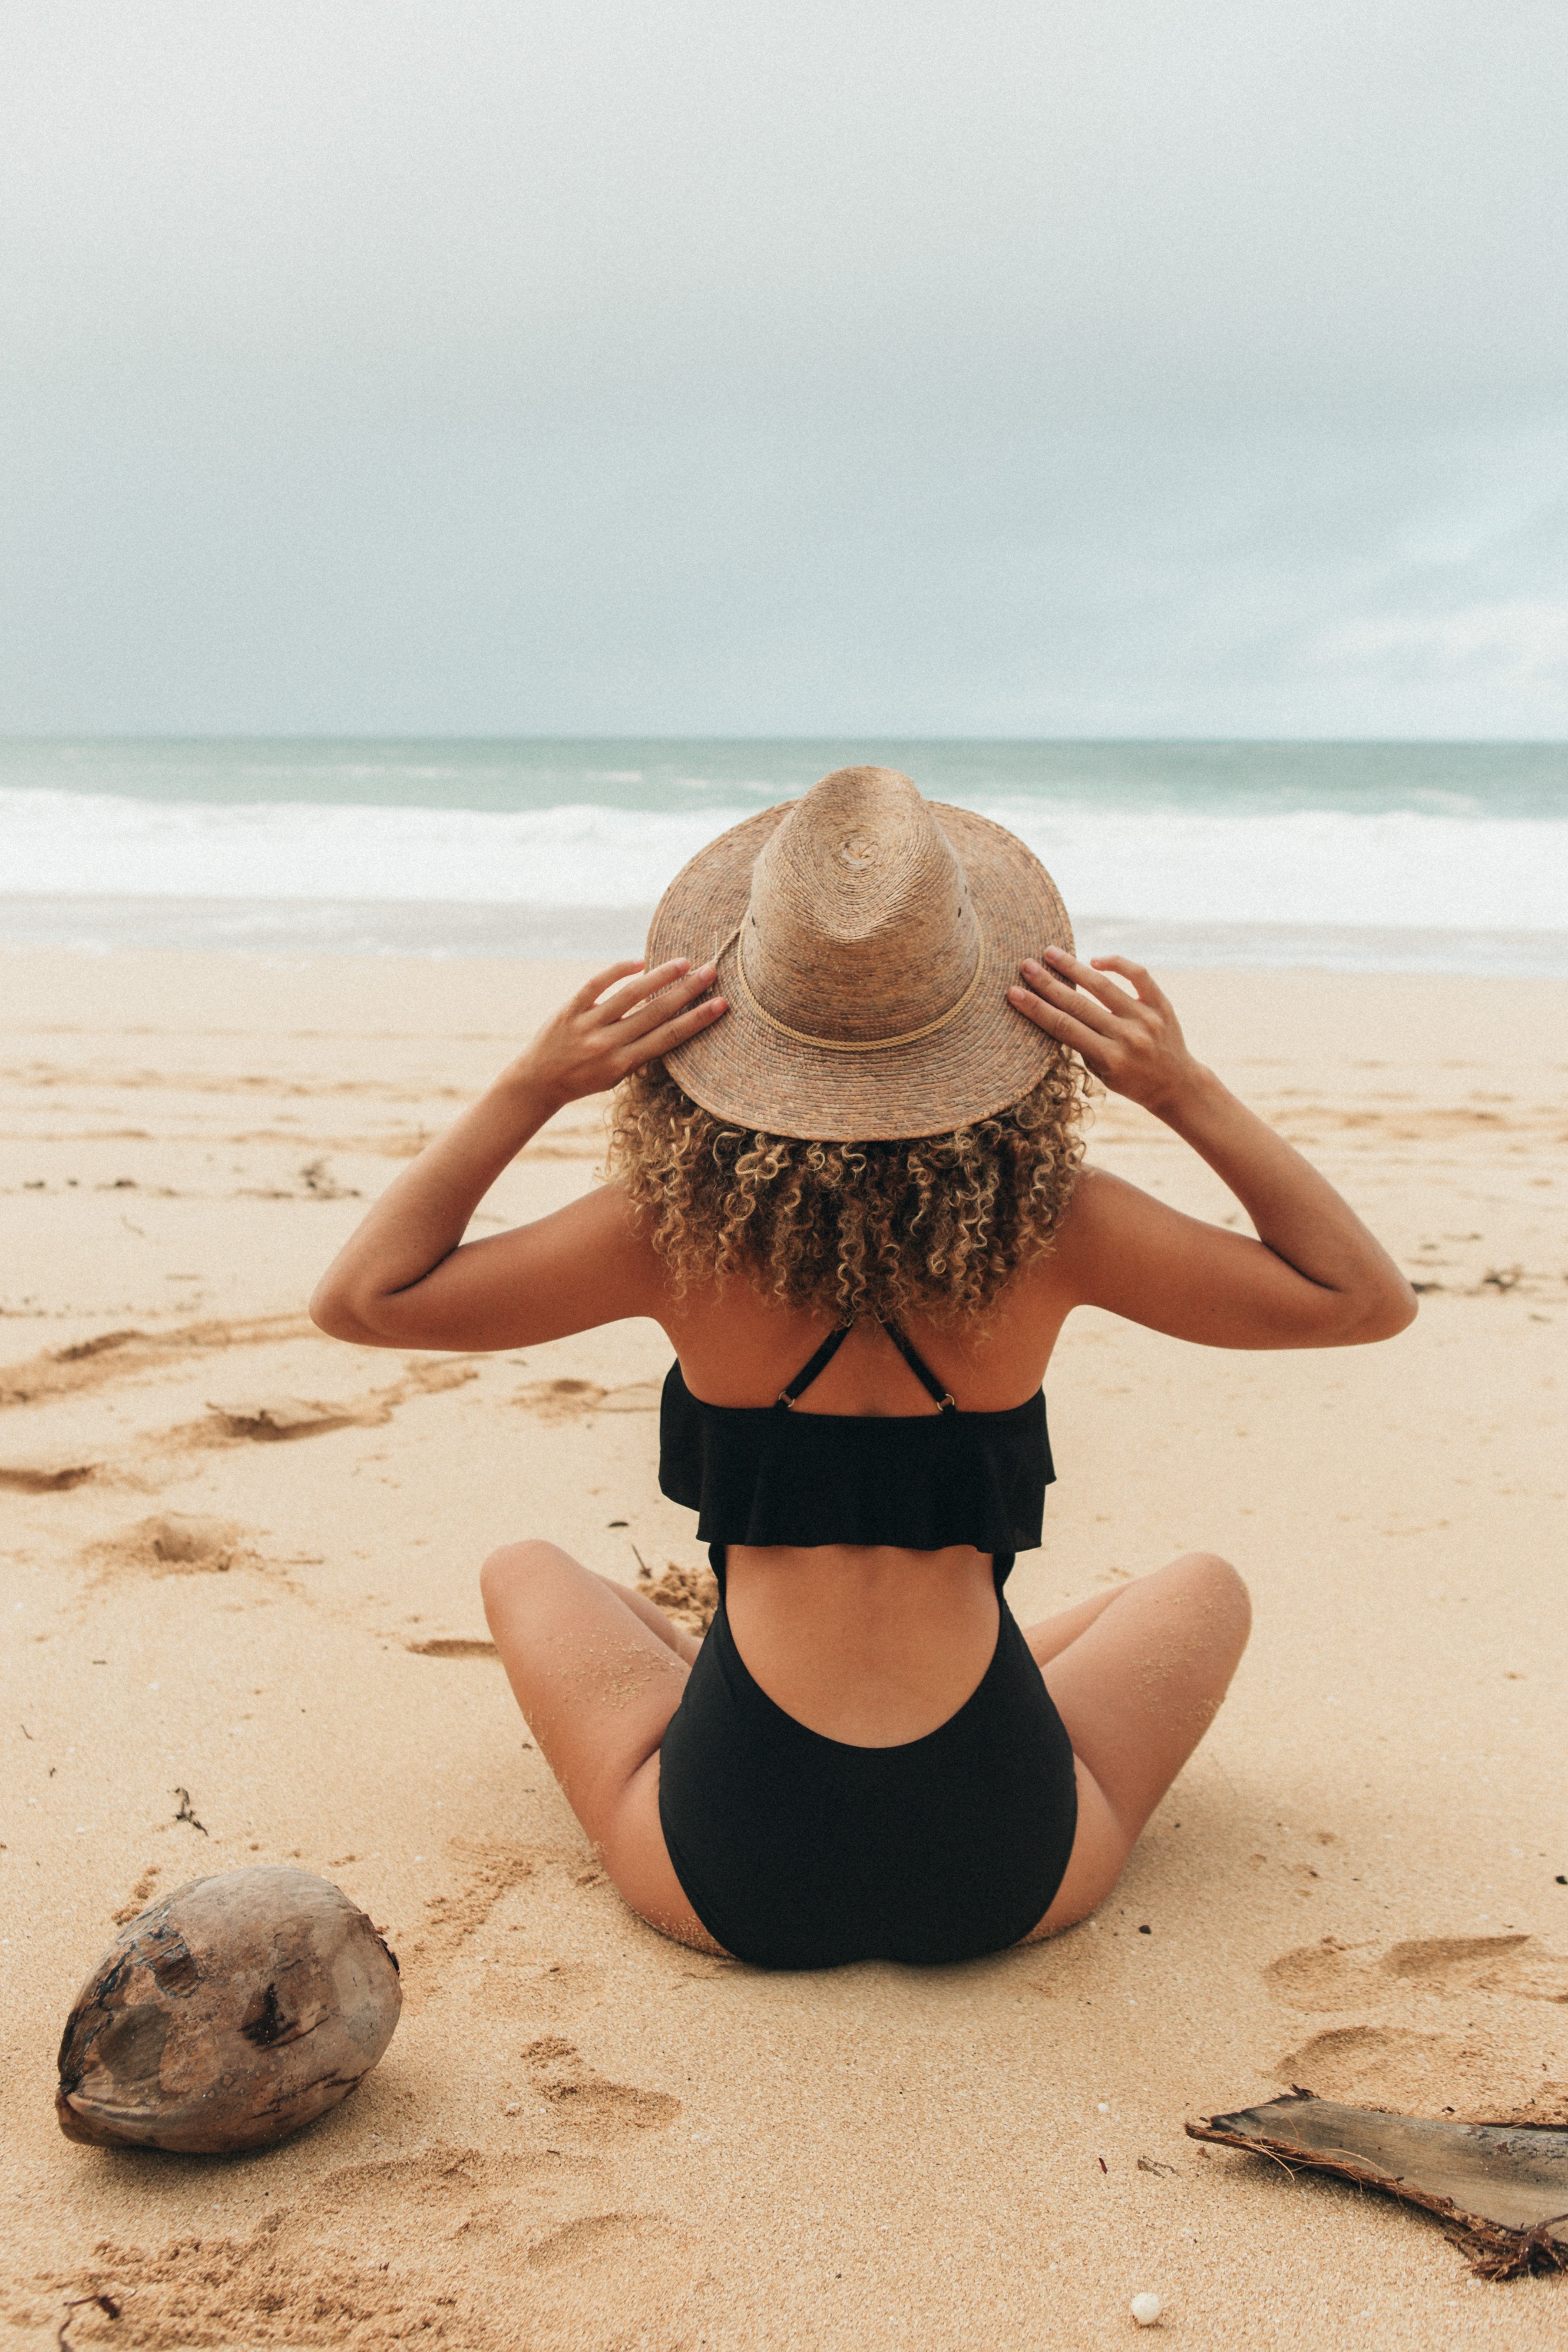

{"left": 311, "top": 768, "right": 1415, "bottom": 1969}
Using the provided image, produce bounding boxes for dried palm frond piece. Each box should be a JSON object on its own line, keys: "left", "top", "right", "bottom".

{"left": 1187, "top": 2092, "right": 1568, "bottom": 2280}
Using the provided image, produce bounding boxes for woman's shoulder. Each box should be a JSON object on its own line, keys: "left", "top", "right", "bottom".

{"left": 1048, "top": 1161, "right": 1138, "bottom": 1250}
{"left": 998, "top": 1161, "right": 1130, "bottom": 1319}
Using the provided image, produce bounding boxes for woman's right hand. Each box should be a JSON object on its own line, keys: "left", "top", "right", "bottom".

{"left": 310, "top": 956, "right": 727, "bottom": 1350}
{"left": 509, "top": 957, "right": 727, "bottom": 1113}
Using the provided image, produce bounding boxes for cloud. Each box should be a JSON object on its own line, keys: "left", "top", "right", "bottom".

{"left": 1316, "top": 602, "right": 1568, "bottom": 691}
{"left": 0, "top": 1, "right": 1565, "bottom": 733}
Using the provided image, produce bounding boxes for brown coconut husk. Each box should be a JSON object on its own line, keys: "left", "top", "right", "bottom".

{"left": 57, "top": 1865, "right": 401, "bottom": 2155}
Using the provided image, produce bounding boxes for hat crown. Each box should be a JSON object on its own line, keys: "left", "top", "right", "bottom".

{"left": 744, "top": 768, "right": 980, "bottom": 1045}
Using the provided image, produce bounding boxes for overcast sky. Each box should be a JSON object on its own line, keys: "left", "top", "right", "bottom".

{"left": 2, "top": 0, "right": 1565, "bottom": 738}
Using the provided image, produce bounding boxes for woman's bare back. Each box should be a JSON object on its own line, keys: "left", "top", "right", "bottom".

{"left": 662, "top": 1260, "right": 1070, "bottom": 1745}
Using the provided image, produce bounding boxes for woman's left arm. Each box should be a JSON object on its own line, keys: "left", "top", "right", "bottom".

{"left": 1012, "top": 948, "right": 1418, "bottom": 1348}
{"left": 309, "top": 956, "right": 725, "bottom": 1351}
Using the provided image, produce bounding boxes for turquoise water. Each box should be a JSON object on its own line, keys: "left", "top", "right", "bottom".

{"left": 4, "top": 735, "right": 1565, "bottom": 817}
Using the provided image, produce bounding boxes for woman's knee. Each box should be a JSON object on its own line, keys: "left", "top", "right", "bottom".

{"left": 1167, "top": 1550, "right": 1252, "bottom": 1661}
{"left": 1168, "top": 1548, "right": 1250, "bottom": 1608}
{"left": 480, "top": 1537, "right": 568, "bottom": 1617}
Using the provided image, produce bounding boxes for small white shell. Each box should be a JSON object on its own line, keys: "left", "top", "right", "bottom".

{"left": 1130, "top": 2291, "right": 1163, "bottom": 2326}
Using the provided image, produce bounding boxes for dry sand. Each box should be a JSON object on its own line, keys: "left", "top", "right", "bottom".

{"left": 1, "top": 946, "right": 1565, "bottom": 2351}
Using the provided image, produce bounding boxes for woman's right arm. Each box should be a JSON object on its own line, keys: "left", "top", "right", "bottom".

{"left": 1011, "top": 949, "right": 1417, "bottom": 1350}
{"left": 309, "top": 956, "right": 725, "bottom": 1351}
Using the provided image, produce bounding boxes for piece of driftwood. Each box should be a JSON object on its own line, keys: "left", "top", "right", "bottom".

{"left": 57, "top": 1865, "right": 401, "bottom": 2154}
{"left": 1188, "top": 2091, "right": 1568, "bottom": 2279}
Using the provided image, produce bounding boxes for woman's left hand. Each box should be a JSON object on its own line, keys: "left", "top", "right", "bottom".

{"left": 1015, "top": 946, "right": 1418, "bottom": 1348}
{"left": 1009, "top": 947, "right": 1200, "bottom": 1118}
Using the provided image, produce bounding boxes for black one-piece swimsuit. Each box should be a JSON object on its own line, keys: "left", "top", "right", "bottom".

{"left": 656, "top": 1322, "right": 1078, "bottom": 1970}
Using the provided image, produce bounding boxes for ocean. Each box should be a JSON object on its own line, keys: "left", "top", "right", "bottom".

{"left": 2, "top": 738, "right": 1565, "bottom": 973}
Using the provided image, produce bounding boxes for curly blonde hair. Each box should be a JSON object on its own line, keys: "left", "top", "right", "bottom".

{"left": 607, "top": 1054, "right": 1087, "bottom": 1325}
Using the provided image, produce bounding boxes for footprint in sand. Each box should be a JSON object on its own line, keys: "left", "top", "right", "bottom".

{"left": 478, "top": 1959, "right": 605, "bottom": 2021}
{"left": 400, "top": 1837, "right": 541, "bottom": 2001}
{"left": 324, "top": 2155, "right": 701, "bottom": 2325}
{"left": 519, "top": 2036, "right": 681, "bottom": 2134}
{"left": 1271, "top": 2022, "right": 1568, "bottom": 2117}
{"left": 520, "top": 2208, "right": 708, "bottom": 2336}
{"left": 82, "top": 1513, "right": 268, "bottom": 1583}
{"left": 0, "top": 1313, "right": 311, "bottom": 1410}
{"left": 204, "top": 1360, "right": 477, "bottom": 1443}
{"left": 69, "top": 2149, "right": 545, "bottom": 2352}
{"left": 510, "top": 1376, "right": 662, "bottom": 1422}
{"left": 38, "top": 2102, "right": 696, "bottom": 2338}
{"left": 524, "top": 2213, "right": 674, "bottom": 2271}
{"left": 40, "top": 2233, "right": 475, "bottom": 2352}
{"left": 1264, "top": 1932, "right": 1568, "bottom": 2013}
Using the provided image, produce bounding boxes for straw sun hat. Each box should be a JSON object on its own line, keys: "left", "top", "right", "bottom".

{"left": 645, "top": 766, "right": 1073, "bottom": 1142}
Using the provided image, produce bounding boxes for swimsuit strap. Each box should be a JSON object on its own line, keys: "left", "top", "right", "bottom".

{"left": 774, "top": 1318, "right": 956, "bottom": 1413}
{"left": 776, "top": 1325, "right": 853, "bottom": 1408}
{"left": 879, "top": 1319, "right": 956, "bottom": 1413}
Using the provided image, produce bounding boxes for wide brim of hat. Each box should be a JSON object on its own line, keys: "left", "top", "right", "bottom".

{"left": 645, "top": 801, "right": 1074, "bottom": 1141}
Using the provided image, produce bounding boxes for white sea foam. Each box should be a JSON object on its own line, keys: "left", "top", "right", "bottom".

{"left": 3, "top": 785, "right": 1564, "bottom": 934}
{"left": 0, "top": 790, "right": 728, "bottom": 910}
{"left": 977, "top": 798, "right": 1567, "bottom": 931}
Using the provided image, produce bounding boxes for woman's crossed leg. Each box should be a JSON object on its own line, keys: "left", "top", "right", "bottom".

{"left": 480, "top": 1541, "right": 722, "bottom": 1951}
{"left": 480, "top": 1542, "right": 1250, "bottom": 1958}
{"left": 1024, "top": 1550, "right": 1252, "bottom": 1939}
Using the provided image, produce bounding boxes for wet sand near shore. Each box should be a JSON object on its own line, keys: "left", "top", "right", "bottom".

{"left": 1, "top": 949, "right": 1565, "bottom": 2349}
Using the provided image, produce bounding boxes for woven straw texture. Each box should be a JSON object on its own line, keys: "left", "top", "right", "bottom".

{"left": 645, "top": 768, "right": 1073, "bottom": 1141}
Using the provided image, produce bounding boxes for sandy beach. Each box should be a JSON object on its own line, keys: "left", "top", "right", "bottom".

{"left": 1, "top": 944, "right": 1565, "bottom": 2350}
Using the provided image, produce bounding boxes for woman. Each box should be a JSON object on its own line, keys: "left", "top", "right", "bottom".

{"left": 311, "top": 767, "right": 1415, "bottom": 1969}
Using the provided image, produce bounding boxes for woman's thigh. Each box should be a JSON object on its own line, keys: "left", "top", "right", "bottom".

{"left": 1021, "top": 1550, "right": 1252, "bottom": 1939}
{"left": 480, "top": 1539, "right": 724, "bottom": 1953}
